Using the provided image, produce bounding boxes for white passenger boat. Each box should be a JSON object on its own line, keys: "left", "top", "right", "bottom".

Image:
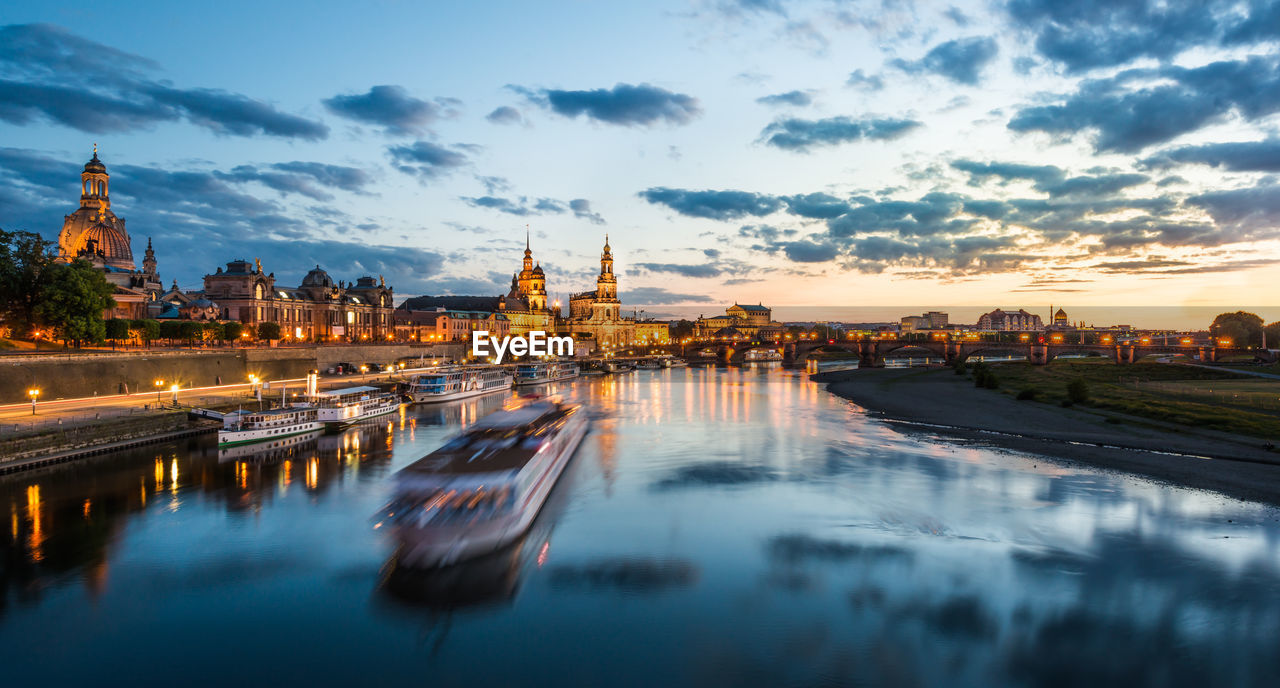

{"left": 403, "top": 365, "right": 513, "bottom": 404}
{"left": 218, "top": 406, "right": 324, "bottom": 448}
{"left": 513, "top": 360, "right": 579, "bottom": 386}
{"left": 660, "top": 357, "right": 688, "bottom": 368}
{"left": 311, "top": 385, "right": 401, "bottom": 426}
{"left": 376, "top": 399, "right": 589, "bottom": 567}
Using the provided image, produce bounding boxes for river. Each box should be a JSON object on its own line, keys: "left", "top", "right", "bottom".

{"left": 3, "top": 366, "right": 1279, "bottom": 686}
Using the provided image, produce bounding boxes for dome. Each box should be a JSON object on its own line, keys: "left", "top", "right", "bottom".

{"left": 190, "top": 298, "right": 215, "bottom": 308}
{"left": 83, "top": 151, "right": 106, "bottom": 174}
{"left": 301, "top": 265, "right": 334, "bottom": 288}
{"left": 532, "top": 263, "right": 544, "bottom": 275}
{"left": 78, "top": 221, "right": 133, "bottom": 265}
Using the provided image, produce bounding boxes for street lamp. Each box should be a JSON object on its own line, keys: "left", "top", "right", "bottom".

{"left": 155, "top": 379, "right": 164, "bottom": 403}
{"left": 28, "top": 388, "right": 39, "bottom": 415}
{"left": 170, "top": 383, "right": 179, "bottom": 405}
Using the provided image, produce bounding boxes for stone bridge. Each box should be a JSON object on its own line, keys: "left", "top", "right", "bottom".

{"left": 649, "top": 340, "right": 1273, "bottom": 367}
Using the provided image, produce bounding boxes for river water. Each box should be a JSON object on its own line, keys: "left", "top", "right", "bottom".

{"left": 3, "top": 367, "right": 1279, "bottom": 687}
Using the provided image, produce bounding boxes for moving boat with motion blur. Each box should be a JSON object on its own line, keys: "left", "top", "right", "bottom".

{"left": 402, "top": 365, "right": 513, "bottom": 404}
{"left": 513, "top": 360, "right": 579, "bottom": 386}
{"left": 375, "top": 398, "right": 589, "bottom": 567}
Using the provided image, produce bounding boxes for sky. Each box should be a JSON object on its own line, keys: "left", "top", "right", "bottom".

{"left": 1, "top": 0, "right": 1279, "bottom": 319}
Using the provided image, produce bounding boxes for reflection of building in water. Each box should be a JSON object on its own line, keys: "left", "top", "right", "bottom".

{"left": 593, "top": 418, "right": 620, "bottom": 496}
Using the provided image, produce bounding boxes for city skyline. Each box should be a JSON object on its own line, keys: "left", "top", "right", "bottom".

{"left": 2, "top": 1, "right": 1279, "bottom": 312}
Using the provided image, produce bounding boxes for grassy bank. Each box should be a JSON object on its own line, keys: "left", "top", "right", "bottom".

{"left": 969, "top": 359, "right": 1280, "bottom": 439}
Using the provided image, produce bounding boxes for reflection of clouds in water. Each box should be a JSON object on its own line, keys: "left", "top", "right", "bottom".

{"left": 548, "top": 557, "right": 698, "bottom": 593}
{"left": 650, "top": 461, "right": 779, "bottom": 490}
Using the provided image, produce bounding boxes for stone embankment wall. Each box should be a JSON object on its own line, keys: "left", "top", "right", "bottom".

{"left": 0, "top": 343, "right": 465, "bottom": 403}
{"left": 0, "top": 412, "right": 210, "bottom": 466}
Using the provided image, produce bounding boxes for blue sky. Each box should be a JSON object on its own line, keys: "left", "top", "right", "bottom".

{"left": 2, "top": 0, "right": 1279, "bottom": 313}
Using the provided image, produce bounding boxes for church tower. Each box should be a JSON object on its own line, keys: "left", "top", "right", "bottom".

{"left": 58, "top": 146, "right": 134, "bottom": 270}
{"left": 596, "top": 234, "right": 617, "bottom": 301}
{"left": 143, "top": 237, "right": 157, "bottom": 276}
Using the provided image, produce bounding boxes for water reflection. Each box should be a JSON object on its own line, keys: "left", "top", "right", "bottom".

{"left": 2, "top": 367, "right": 1280, "bottom": 686}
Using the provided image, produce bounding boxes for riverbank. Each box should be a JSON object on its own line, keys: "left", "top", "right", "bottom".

{"left": 816, "top": 366, "right": 1280, "bottom": 505}
{"left": 1, "top": 411, "right": 220, "bottom": 472}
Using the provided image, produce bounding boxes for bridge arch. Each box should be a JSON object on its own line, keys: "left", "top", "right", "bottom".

{"left": 957, "top": 344, "right": 1030, "bottom": 363}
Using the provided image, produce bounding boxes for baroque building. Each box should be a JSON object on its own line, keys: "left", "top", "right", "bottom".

{"left": 562, "top": 235, "right": 637, "bottom": 348}
{"left": 497, "top": 234, "right": 557, "bottom": 335}
{"left": 977, "top": 308, "right": 1044, "bottom": 331}
{"left": 56, "top": 147, "right": 163, "bottom": 318}
{"left": 197, "top": 259, "right": 395, "bottom": 341}
{"left": 694, "top": 303, "right": 776, "bottom": 339}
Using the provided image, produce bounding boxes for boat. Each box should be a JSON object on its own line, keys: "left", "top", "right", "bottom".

{"left": 216, "top": 428, "right": 323, "bottom": 461}
{"left": 310, "top": 385, "right": 401, "bottom": 426}
{"left": 659, "top": 357, "right": 688, "bottom": 368}
{"left": 375, "top": 399, "right": 589, "bottom": 567}
{"left": 744, "top": 348, "right": 784, "bottom": 362}
{"left": 603, "top": 360, "right": 633, "bottom": 373}
{"left": 403, "top": 365, "right": 512, "bottom": 404}
{"left": 635, "top": 359, "right": 662, "bottom": 370}
{"left": 513, "top": 360, "right": 579, "bottom": 386}
{"left": 218, "top": 406, "right": 324, "bottom": 448}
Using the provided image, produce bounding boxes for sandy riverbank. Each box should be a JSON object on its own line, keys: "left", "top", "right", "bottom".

{"left": 816, "top": 367, "right": 1280, "bottom": 506}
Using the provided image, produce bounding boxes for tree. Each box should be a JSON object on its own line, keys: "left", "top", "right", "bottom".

{"left": 0, "top": 228, "right": 59, "bottom": 336}
{"left": 105, "top": 318, "right": 131, "bottom": 347}
{"left": 1210, "top": 311, "right": 1264, "bottom": 347}
{"left": 35, "top": 259, "right": 116, "bottom": 347}
{"left": 159, "top": 319, "right": 183, "bottom": 344}
{"left": 1265, "top": 322, "right": 1280, "bottom": 350}
{"left": 1067, "top": 379, "right": 1090, "bottom": 404}
{"left": 224, "top": 321, "right": 244, "bottom": 341}
{"left": 257, "top": 321, "right": 281, "bottom": 341}
{"left": 179, "top": 321, "right": 204, "bottom": 346}
{"left": 670, "top": 319, "right": 695, "bottom": 340}
{"left": 132, "top": 319, "right": 160, "bottom": 347}
{"left": 203, "top": 321, "right": 225, "bottom": 343}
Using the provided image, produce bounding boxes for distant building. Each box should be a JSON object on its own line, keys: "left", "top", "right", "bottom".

{"left": 900, "top": 311, "right": 949, "bottom": 332}
{"left": 695, "top": 303, "right": 777, "bottom": 339}
{"left": 395, "top": 308, "right": 510, "bottom": 342}
{"left": 977, "top": 308, "right": 1043, "bottom": 331}
{"left": 634, "top": 320, "right": 670, "bottom": 344}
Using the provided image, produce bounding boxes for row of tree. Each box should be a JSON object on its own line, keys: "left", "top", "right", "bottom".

{"left": 1210, "top": 312, "right": 1280, "bottom": 348}
{"left": 1, "top": 229, "right": 116, "bottom": 346}
{"left": 104, "top": 319, "right": 281, "bottom": 347}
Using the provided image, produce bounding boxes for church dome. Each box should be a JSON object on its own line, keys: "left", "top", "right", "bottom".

{"left": 532, "top": 263, "right": 544, "bottom": 275}
{"left": 79, "top": 221, "right": 133, "bottom": 265}
{"left": 83, "top": 151, "right": 106, "bottom": 174}
{"left": 302, "top": 265, "right": 334, "bottom": 288}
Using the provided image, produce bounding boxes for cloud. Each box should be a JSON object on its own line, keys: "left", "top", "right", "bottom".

{"left": 1187, "top": 182, "right": 1280, "bottom": 233}
{"left": 569, "top": 198, "right": 605, "bottom": 224}
{"left": 1142, "top": 139, "right": 1280, "bottom": 172}
{"left": 322, "top": 85, "right": 457, "bottom": 136}
{"left": 0, "top": 24, "right": 327, "bottom": 140}
{"left": 485, "top": 105, "right": 523, "bottom": 125}
{"left": 639, "top": 187, "right": 784, "bottom": 220}
{"left": 779, "top": 239, "right": 838, "bottom": 262}
{"left": 523, "top": 82, "right": 701, "bottom": 127}
{"left": 759, "top": 115, "right": 921, "bottom": 151}
{"left": 1007, "top": 56, "right": 1280, "bottom": 153}
{"left": 461, "top": 194, "right": 605, "bottom": 223}
{"left": 755, "top": 90, "right": 814, "bottom": 107}
{"left": 1004, "top": 0, "right": 1280, "bottom": 74}
{"left": 846, "top": 69, "right": 884, "bottom": 91}
{"left": 386, "top": 141, "right": 472, "bottom": 180}
{"left": 890, "top": 36, "right": 999, "bottom": 85}
{"left": 635, "top": 263, "right": 724, "bottom": 278}
{"left": 620, "top": 287, "right": 711, "bottom": 305}
{"left": 217, "top": 162, "right": 374, "bottom": 201}
{"left": 783, "top": 192, "right": 851, "bottom": 218}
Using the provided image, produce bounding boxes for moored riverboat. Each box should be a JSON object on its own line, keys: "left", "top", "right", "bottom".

{"left": 218, "top": 406, "right": 324, "bottom": 448}
{"left": 403, "top": 365, "right": 513, "bottom": 404}
{"left": 311, "top": 386, "right": 401, "bottom": 426}
{"left": 375, "top": 399, "right": 589, "bottom": 567}
{"left": 514, "top": 360, "right": 579, "bottom": 386}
